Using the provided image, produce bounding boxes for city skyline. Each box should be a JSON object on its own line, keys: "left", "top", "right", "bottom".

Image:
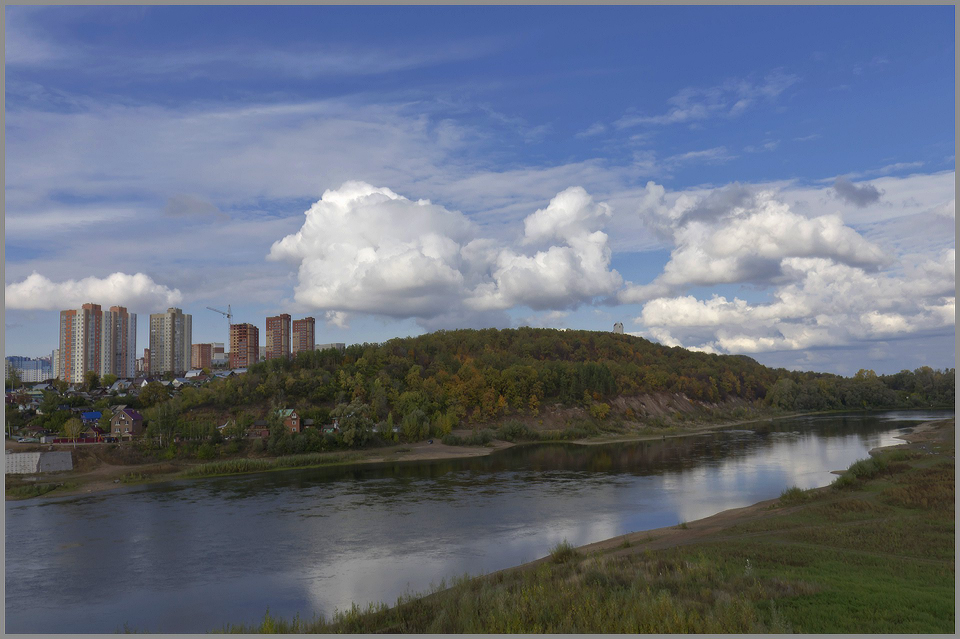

{"left": 4, "top": 5, "right": 955, "bottom": 376}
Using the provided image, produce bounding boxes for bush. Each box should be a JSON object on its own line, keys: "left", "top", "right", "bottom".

{"left": 779, "top": 485, "right": 807, "bottom": 505}
{"left": 833, "top": 456, "right": 888, "bottom": 490}
{"left": 498, "top": 420, "right": 537, "bottom": 442}
{"left": 549, "top": 539, "right": 580, "bottom": 564}
{"left": 196, "top": 443, "right": 216, "bottom": 460}
{"left": 442, "top": 429, "right": 494, "bottom": 446}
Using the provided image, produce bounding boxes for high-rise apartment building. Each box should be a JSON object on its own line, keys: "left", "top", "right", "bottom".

{"left": 102, "top": 306, "right": 137, "bottom": 379}
{"left": 143, "top": 348, "right": 150, "bottom": 376}
{"left": 57, "top": 303, "right": 136, "bottom": 383}
{"left": 230, "top": 324, "right": 259, "bottom": 368}
{"left": 59, "top": 303, "right": 103, "bottom": 383}
{"left": 292, "top": 317, "right": 316, "bottom": 356}
{"left": 149, "top": 308, "right": 192, "bottom": 376}
{"left": 265, "top": 314, "right": 291, "bottom": 361}
{"left": 191, "top": 343, "right": 212, "bottom": 369}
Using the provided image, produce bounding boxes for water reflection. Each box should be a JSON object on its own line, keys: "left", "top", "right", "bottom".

{"left": 5, "top": 410, "right": 952, "bottom": 633}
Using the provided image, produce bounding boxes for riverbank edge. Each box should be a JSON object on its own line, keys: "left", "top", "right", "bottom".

{"left": 462, "top": 416, "right": 955, "bottom": 577}
{"left": 7, "top": 407, "right": 949, "bottom": 501}
{"left": 219, "top": 416, "right": 955, "bottom": 633}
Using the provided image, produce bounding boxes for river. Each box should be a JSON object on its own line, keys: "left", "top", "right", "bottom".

{"left": 4, "top": 409, "right": 952, "bottom": 633}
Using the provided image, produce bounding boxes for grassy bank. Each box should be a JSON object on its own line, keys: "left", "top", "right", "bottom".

{"left": 5, "top": 480, "right": 79, "bottom": 500}
{"left": 220, "top": 419, "right": 955, "bottom": 634}
{"left": 178, "top": 451, "right": 365, "bottom": 479}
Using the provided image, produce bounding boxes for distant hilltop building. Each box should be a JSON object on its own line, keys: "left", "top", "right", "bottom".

{"left": 231, "top": 323, "right": 260, "bottom": 368}
{"left": 265, "top": 313, "right": 292, "bottom": 361}
{"left": 317, "top": 343, "right": 346, "bottom": 353}
{"left": 292, "top": 317, "right": 316, "bottom": 356}
{"left": 613, "top": 322, "right": 624, "bottom": 334}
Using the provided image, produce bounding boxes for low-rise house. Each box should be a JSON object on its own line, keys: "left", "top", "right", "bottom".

{"left": 278, "top": 409, "right": 302, "bottom": 433}
{"left": 81, "top": 411, "right": 102, "bottom": 426}
{"left": 321, "top": 418, "right": 340, "bottom": 434}
{"left": 111, "top": 408, "right": 144, "bottom": 439}
{"left": 171, "top": 378, "right": 192, "bottom": 388}
{"left": 247, "top": 420, "right": 270, "bottom": 439}
{"left": 109, "top": 380, "right": 133, "bottom": 393}
{"left": 184, "top": 369, "right": 204, "bottom": 378}
{"left": 82, "top": 426, "right": 106, "bottom": 441}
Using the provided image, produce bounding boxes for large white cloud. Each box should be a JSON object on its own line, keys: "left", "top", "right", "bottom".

{"left": 268, "top": 182, "right": 622, "bottom": 323}
{"left": 5, "top": 272, "right": 183, "bottom": 311}
{"left": 620, "top": 186, "right": 889, "bottom": 303}
{"left": 467, "top": 187, "right": 623, "bottom": 311}
{"left": 637, "top": 250, "right": 955, "bottom": 354}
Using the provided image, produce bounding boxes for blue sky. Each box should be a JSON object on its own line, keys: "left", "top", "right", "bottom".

{"left": 5, "top": 5, "right": 955, "bottom": 376}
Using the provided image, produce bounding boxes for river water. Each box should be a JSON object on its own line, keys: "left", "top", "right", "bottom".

{"left": 4, "top": 409, "right": 952, "bottom": 633}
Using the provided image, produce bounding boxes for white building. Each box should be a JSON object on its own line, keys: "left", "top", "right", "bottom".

{"left": 149, "top": 307, "right": 192, "bottom": 376}
{"left": 5, "top": 356, "right": 53, "bottom": 383}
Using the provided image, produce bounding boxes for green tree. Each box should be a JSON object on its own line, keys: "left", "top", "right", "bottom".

{"left": 98, "top": 409, "right": 113, "bottom": 432}
{"left": 83, "top": 370, "right": 100, "bottom": 392}
{"left": 6, "top": 368, "right": 22, "bottom": 390}
{"left": 63, "top": 417, "right": 85, "bottom": 446}
{"left": 149, "top": 401, "right": 180, "bottom": 448}
{"left": 101, "top": 373, "right": 118, "bottom": 389}
{"left": 139, "top": 382, "right": 171, "bottom": 408}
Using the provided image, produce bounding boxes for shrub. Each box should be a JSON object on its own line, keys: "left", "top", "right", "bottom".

{"left": 498, "top": 420, "right": 537, "bottom": 442}
{"left": 196, "top": 443, "right": 216, "bottom": 460}
{"left": 779, "top": 486, "right": 807, "bottom": 505}
{"left": 549, "top": 540, "right": 580, "bottom": 564}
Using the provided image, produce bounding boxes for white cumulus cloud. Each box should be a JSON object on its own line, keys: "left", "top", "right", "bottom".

{"left": 268, "top": 182, "right": 622, "bottom": 324}
{"left": 5, "top": 272, "right": 183, "bottom": 311}
{"left": 621, "top": 186, "right": 889, "bottom": 303}
{"left": 636, "top": 251, "right": 955, "bottom": 354}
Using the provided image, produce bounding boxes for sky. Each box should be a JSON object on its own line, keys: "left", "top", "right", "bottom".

{"left": 4, "top": 5, "right": 955, "bottom": 376}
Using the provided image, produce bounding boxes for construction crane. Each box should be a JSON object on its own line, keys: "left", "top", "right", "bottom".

{"left": 207, "top": 305, "right": 233, "bottom": 326}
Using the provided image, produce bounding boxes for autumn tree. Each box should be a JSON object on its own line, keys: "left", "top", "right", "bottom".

{"left": 63, "top": 417, "right": 84, "bottom": 446}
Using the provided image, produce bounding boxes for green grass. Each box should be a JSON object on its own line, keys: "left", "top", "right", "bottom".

{"left": 778, "top": 485, "right": 808, "bottom": 505}
{"left": 218, "top": 420, "right": 955, "bottom": 634}
{"left": 5, "top": 481, "right": 78, "bottom": 499}
{"left": 179, "top": 451, "right": 363, "bottom": 478}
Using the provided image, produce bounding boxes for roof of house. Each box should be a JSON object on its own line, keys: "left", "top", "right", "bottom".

{"left": 278, "top": 409, "right": 297, "bottom": 418}
{"left": 116, "top": 408, "right": 143, "bottom": 421}
{"left": 185, "top": 369, "right": 204, "bottom": 378}
{"left": 81, "top": 411, "right": 102, "bottom": 421}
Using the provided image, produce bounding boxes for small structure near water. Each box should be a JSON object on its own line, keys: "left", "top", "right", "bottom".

{"left": 5, "top": 451, "right": 73, "bottom": 474}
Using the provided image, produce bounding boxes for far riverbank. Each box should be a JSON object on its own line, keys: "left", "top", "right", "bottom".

{"left": 5, "top": 407, "right": 948, "bottom": 501}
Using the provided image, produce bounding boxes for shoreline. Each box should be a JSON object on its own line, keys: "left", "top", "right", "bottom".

{"left": 423, "top": 416, "right": 956, "bottom": 583}
{"left": 7, "top": 408, "right": 952, "bottom": 501}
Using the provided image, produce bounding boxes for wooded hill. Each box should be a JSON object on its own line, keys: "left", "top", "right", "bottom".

{"left": 163, "top": 327, "right": 953, "bottom": 434}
